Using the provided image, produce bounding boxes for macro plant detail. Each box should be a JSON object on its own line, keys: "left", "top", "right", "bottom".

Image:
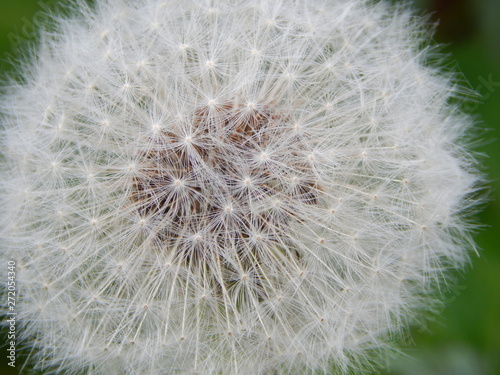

{"left": 0, "top": 0, "right": 481, "bottom": 374}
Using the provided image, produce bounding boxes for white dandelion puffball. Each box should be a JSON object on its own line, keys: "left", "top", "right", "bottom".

{"left": 0, "top": 0, "right": 481, "bottom": 374}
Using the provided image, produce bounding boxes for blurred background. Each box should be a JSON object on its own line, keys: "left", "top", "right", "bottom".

{"left": 0, "top": 0, "right": 498, "bottom": 374}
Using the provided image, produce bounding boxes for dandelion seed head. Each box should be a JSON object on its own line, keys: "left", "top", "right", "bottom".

{"left": 0, "top": 0, "right": 482, "bottom": 374}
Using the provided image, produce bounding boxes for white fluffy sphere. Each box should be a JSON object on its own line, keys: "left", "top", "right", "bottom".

{"left": 0, "top": 0, "right": 480, "bottom": 374}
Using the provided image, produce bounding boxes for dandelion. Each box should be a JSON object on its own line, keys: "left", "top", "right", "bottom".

{"left": 0, "top": 0, "right": 481, "bottom": 374}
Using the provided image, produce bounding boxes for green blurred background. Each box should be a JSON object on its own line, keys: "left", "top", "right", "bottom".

{"left": 0, "top": 0, "right": 498, "bottom": 374}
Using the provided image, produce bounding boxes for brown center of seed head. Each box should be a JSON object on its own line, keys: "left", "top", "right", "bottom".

{"left": 131, "top": 101, "right": 321, "bottom": 262}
